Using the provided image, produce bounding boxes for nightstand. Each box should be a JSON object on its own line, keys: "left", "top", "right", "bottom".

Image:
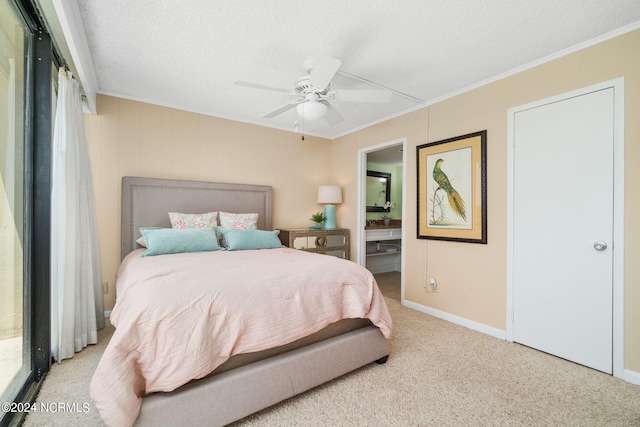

{"left": 278, "top": 228, "right": 350, "bottom": 260}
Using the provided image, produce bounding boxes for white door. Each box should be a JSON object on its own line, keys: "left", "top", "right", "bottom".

{"left": 512, "top": 87, "right": 614, "bottom": 374}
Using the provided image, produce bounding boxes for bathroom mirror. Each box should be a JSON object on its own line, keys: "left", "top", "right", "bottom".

{"left": 366, "top": 170, "right": 391, "bottom": 212}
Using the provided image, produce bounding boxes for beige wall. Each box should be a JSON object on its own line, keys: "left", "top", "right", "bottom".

{"left": 85, "top": 29, "right": 640, "bottom": 373}
{"left": 334, "top": 29, "right": 640, "bottom": 373}
{"left": 85, "top": 95, "right": 334, "bottom": 310}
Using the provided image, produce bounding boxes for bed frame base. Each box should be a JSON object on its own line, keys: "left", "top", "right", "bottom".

{"left": 135, "top": 325, "right": 389, "bottom": 427}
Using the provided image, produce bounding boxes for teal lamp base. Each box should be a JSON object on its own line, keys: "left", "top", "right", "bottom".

{"left": 323, "top": 205, "right": 336, "bottom": 229}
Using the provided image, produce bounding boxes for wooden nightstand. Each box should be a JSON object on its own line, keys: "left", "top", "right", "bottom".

{"left": 278, "top": 228, "right": 350, "bottom": 260}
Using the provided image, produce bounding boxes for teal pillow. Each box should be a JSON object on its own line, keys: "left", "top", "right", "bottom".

{"left": 140, "top": 227, "right": 220, "bottom": 257}
{"left": 221, "top": 229, "right": 283, "bottom": 250}
{"left": 136, "top": 227, "right": 165, "bottom": 247}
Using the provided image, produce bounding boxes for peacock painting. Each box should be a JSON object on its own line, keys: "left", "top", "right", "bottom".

{"left": 417, "top": 130, "right": 486, "bottom": 243}
{"left": 427, "top": 148, "right": 472, "bottom": 228}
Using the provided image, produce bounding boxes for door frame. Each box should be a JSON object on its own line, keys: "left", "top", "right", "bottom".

{"left": 357, "top": 138, "right": 407, "bottom": 299}
{"left": 506, "top": 77, "right": 625, "bottom": 379}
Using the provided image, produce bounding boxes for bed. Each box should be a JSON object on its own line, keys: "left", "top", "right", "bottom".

{"left": 90, "top": 176, "right": 392, "bottom": 427}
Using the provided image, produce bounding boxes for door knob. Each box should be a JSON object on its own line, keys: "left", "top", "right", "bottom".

{"left": 593, "top": 241, "right": 608, "bottom": 251}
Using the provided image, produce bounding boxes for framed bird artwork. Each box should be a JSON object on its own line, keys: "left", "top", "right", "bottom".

{"left": 417, "top": 130, "right": 487, "bottom": 243}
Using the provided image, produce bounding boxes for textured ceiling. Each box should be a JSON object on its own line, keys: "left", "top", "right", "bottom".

{"left": 75, "top": 0, "right": 640, "bottom": 139}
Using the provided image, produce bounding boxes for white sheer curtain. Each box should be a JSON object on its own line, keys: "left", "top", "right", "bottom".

{"left": 51, "top": 67, "right": 104, "bottom": 362}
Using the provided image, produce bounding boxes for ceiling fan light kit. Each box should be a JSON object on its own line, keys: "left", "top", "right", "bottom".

{"left": 296, "top": 100, "right": 327, "bottom": 121}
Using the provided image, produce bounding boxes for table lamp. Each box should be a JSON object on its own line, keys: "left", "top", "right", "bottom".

{"left": 317, "top": 185, "right": 342, "bottom": 230}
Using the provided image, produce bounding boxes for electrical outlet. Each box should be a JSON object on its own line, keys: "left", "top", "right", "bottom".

{"left": 102, "top": 281, "right": 108, "bottom": 294}
{"left": 424, "top": 277, "right": 438, "bottom": 293}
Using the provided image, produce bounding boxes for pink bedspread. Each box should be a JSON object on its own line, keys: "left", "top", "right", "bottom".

{"left": 90, "top": 248, "right": 392, "bottom": 427}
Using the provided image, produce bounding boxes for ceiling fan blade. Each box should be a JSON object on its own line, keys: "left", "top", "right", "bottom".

{"left": 262, "top": 99, "right": 303, "bottom": 118}
{"left": 323, "top": 102, "right": 344, "bottom": 126}
{"left": 309, "top": 56, "right": 342, "bottom": 89}
{"left": 233, "top": 80, "right": 292, "bottom": 94}
{"left": 332, "top": 89, "right": 392, "bottom": 103}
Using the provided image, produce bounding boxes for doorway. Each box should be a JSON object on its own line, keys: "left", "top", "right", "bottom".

{"left": 358, "top": 138, "right": 407, "bottom": 301}
{"left": 506, "top": 78, "right": 625, "bottom": 378}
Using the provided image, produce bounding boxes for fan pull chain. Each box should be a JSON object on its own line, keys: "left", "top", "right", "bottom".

{"left": 294, "top": 121, "right": 305, "bottom": 140}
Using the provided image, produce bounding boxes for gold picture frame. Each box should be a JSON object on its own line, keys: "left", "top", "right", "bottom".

{"left": 417, "top": 130, "right": 487, "bottom": 243}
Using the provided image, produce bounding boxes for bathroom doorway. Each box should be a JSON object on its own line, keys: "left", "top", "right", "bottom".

{"left": 358, "top": 138, "right": 406, "bottom": 301}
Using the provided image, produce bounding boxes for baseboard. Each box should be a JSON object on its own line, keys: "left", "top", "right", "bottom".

{"left": 401, "top": 299, "right": 506, "bottom": 340}
{"left": 625, "top": 369, "right": 640, "bottom": 385}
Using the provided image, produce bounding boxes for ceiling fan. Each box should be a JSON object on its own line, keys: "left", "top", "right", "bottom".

{"left": 233, "top": 56, "right": 393, "bottom": 125}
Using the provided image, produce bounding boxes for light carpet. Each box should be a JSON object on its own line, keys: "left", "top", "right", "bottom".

{"left": 24, "top": 292, "right": 640, "bottom": 426}
{"left": 374, "top": 271, "right": 401, "bottom": 301}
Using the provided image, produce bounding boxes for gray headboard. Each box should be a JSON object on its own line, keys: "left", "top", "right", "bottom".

{"left": 121, "top": 176, "right": 273, "bottom": 259}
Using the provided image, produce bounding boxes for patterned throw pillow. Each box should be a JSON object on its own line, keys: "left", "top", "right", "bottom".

{"left": 169, "top": 211, "right": 218, "bottom": 229}
{"left": 219, "top": 212, "right": 259, "bottom": 230}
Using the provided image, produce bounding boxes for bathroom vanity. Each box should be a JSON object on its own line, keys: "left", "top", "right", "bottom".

{"left": 365, "top": 221, "right": 401, "bottom": 274}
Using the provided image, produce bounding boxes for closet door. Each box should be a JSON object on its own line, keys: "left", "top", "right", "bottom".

{"left": 512, "top": 87, "right": 614, "bottom": 373}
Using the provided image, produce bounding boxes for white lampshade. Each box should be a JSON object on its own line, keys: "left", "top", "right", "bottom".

{"left": 296, "top": 101, "right": 327, "bottom": 121}
{"left": 317, "top": 185, "right": 342, "bottom": 204}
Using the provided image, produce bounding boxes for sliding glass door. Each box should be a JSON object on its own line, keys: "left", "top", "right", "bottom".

{"left": 0, "top": 0, "right": 29, "bottom": 414}
{"left": 1, "top": 1, "right": 53, "bottom": 424}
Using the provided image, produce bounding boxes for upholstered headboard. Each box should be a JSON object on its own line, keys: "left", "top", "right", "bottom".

{"left": 121, "top": 176, "right": 273, "bottom": 259}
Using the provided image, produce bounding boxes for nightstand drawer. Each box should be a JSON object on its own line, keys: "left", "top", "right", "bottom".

{"left": 279, "top": 228, "right": 350, "bottom": 260}
{"left": 293, "top": 233, "right": 347, "bottom": 249}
